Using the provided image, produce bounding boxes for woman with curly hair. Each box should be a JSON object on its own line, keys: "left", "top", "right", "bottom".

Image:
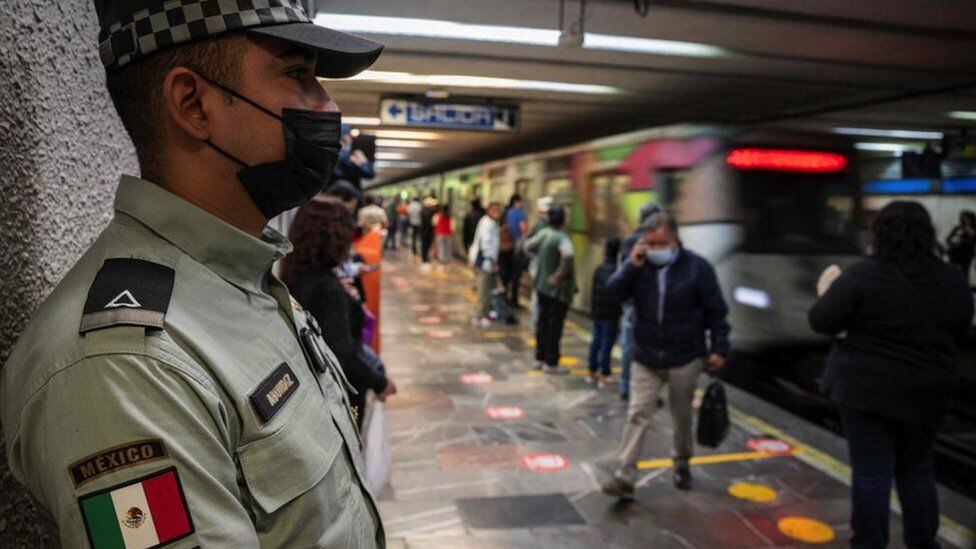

{"left": 281, "top": 197, "right": 396, "bottom": 424}
{"left": 809, "top": 201, "right": 973, "bottom": 548}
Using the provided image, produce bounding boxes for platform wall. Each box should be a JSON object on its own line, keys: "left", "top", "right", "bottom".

{"left": 0, "top": 2, "right": 137, "bottom": 546}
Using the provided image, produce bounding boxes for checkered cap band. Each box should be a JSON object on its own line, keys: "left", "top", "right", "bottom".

{"left": 99, "top": 0, "right": 310, "bottom": 70}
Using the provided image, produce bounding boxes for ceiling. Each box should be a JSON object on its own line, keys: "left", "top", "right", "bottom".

{"left": 310, "top": 0, "right": 976, "bottom": 186}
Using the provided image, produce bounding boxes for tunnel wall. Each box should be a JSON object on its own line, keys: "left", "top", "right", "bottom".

{"left": 0, "top": 2, "right": 137, "bottom": 546}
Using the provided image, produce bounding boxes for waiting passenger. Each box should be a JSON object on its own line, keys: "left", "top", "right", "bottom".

{"left": 523, "top": 196, "right": 553, "bottom": 331}
{"left": 434, "top": 204, "right": 454, "bottom": 262}
{"left": 809, "top": 201, "right": 973, "bottom": 549}
{"left": 282, "top": 198, "right": 397, "bottom": 425}
{"left": 616, "top": 202, "right": 664, "bottom": 400}
{"left": 502, "top": 194, "right": 529, "bottom": 307}
{"left": 945, "top": 210, "right": 976, "bottom": 285}
{"left": 408, "top": 195, "right": 423, "bottom": 256}
{"left": 420, "top": 195, "right": 438, "bottom": 265}
{"left": 524, "top": 204, "right": 576, "bottom": 372}
{"left": 463, "top": 198, "right": 486, "bottom": 253}
{"left": 470, "top": 202, "right": 503, "bottom": 327}
{"left": 588, "top": 237, "right": 623, "bottom": 388}
{"left": 601, "top": 212, "right": 729, "bottom": 498}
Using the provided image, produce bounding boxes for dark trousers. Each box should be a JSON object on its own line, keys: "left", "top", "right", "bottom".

{"left": 506, "top": 253, "right": 525, "bottom": 305}
{"left": 498, "top": 251, "right": 514, "bottom": 287}
{"left": 421, "top": 232, "right": 433, "bottom": 263}
{"left": 840, "top": 406, "right": 940, "bottom": 549}
{"left": 535, "top": 293, "right": 569, "bottom": 366}
{"left": 588, "top": 318, "right": 619, "bottom": 376}
{"left": 410, "top": 224, "right": 421, "bottom": 255}
{"left": 383, "top": 225, "right": 397, "bottom": 249}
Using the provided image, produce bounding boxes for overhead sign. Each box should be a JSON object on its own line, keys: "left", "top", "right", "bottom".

{"left": 380, "top": 98, "right": 520, "bottom": 132}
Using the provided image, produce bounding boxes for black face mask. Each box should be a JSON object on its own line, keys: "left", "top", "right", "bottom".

{"left": 200, "top": 76, "right": 341, "bottom": 219}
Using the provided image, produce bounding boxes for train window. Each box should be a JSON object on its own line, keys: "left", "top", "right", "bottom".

{"left": 739, "top": 172, "right": 859, "bottom": 254}
{"left": 590, "top": 171, "right": 631, "bottom": 236}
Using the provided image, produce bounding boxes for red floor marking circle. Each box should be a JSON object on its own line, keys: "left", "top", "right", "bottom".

{"left": 460, "top": 372, "right": 493, "bottom": 384}
{"left": 418, "top": 316, "right": 442, "bottom": 324}
{"left": 746, "top": 437, "right": 794, "bottom": 454}
{"left": 427, "top": 330, "right": 453, "bottom": 339}
{"left": 520, "top": 452, "right": 569, "bottom": 473}
{"left": 484, "top": 406, "right": 524, "bottom": 420}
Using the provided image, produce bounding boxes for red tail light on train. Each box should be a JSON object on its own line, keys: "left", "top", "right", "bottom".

{"left": 726, "top": 148, "right": 847, "bottom": 173}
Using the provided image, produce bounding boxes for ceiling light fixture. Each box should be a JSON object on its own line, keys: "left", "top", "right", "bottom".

{"left": 341, "top": 116, "right": 381, "bottom": 126}
{"left": 314, "top": 13, "right": 727, "bottom": 59}
{"left": 348, "top": 70, "right": 619, "bottom": 95}
{"left": 375, "top": 151, "right": 409, "bottom": 161}
{"left": 375, "top": 139, "right": 429, "bottom": 148}
{"left": 949, "top": 111, "right": 976, "bottom": 121}
{"left": 832, "top": 127, "right": 944, "bottom": 140}
{"left": 375, "top": 160, "right": 425, "bottom": 169}
{"left": 854, "top": 142, "right": 924, "bottom": 153}
{"left": 368, "top": 129, "right": 443, "bottom": 140}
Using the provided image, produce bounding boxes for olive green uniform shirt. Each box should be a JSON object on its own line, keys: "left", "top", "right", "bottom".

{"left": 1, "top": 175, "right": 384, "bottom": 548}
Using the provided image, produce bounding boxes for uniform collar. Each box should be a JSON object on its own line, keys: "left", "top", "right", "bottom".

{"left": 113, "top": 175, "right": 292, "bottom": 293}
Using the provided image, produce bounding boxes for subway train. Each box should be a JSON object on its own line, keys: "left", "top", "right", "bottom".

{"left": 376, "top": 124, "right": 865, "bottom": 356}
{"left": 376, "top": 123, "right": 976, "bottom": 491}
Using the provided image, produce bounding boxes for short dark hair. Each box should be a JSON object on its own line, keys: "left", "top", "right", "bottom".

{"left": 105, "top": 34, "right": 248, "bottom": 180}
{"left": 280, "top": 199, "right": 354, "bottom": 285}
{"left": 509, "top": 193, "right": 522, "bottom": 207}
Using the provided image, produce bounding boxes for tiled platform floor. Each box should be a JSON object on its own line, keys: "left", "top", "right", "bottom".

{"left": 374, "top": 252, "right": 975, "bottom": 548}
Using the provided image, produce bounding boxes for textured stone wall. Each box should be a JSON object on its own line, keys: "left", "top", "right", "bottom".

{"left": 0, "top": 2, "right": 137, "bottom": 546}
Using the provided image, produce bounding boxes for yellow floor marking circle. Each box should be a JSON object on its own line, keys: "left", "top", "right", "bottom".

{"left": 559, "top": 356, "right": 579, "bottom": 366}
{"left": 728, "top": 482, "right": 777, "bottom": 503}
{"left": 777, "top": 517, "right": 835, "bottom": 544}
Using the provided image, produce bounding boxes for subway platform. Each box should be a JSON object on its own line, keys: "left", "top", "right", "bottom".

{"left": 374, "top": 252, "right": 976, "bottom": 549}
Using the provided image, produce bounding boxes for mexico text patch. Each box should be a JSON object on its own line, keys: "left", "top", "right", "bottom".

{"left": 78, "top": 467, "right": 193, "bottom": 549}
{"left": 69, "top": 439, "right": 169, "bottom": 489}
{"left": 249, "top": 363, "right": 300, "bottom": 423}
{"left": 80, "top": 258, "right": 175, "bottom": 334}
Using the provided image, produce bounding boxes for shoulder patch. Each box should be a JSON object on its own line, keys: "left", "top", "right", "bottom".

{"left": 80, "top": 258, "right": 175, "bottom": 334}
{"left": 69, "top": 439, "right": 169, "bottom": 489}
{"left": 78, "top": 466, "right": 194, "bottom": 548}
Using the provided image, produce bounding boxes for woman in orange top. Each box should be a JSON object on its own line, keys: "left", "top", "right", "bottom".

{"left": 434, "top": 205, "right": 454, "bottom": 262}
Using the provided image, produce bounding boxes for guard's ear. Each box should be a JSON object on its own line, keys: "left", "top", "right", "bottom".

{"left": 161, "top": 67, "right": 213, "bottom": 142}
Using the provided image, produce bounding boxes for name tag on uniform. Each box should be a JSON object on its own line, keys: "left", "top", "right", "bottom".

{"left": 249, "top": 363, "right": 300, "bottom": 423}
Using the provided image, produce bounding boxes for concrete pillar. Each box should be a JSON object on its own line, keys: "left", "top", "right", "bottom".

{"left": 0, "top": 2, "right": 137, "bottom": 545}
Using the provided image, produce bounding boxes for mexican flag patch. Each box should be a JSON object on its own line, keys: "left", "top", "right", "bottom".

{"left": 78, "top": 467, "right": 193, "bottom": 549}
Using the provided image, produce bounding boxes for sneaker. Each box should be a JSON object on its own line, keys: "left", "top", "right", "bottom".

{"left": 673, "top": 464, "right": 692, "bottom": 490}
{"left": 478, "top": 317, "right": 493, "bottom": 328}
{"left": 597, "top": 376, "right": 608, "bottom": 389}
{"left": 601, "top": 476, "right": 635, "bottom": 500}
{"left": 619, "top": 391, "right": 629, "bottom": 401}
{"left": 544, "top": 365, "right": 560, "bottom": 375}
{"left": 531, "top": 361, "right": 545, "bottom": 371}
{"left": 585, "top": 372, "right": 597, "bottom": 385}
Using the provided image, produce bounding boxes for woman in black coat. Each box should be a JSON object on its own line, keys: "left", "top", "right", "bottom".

{"left": 809, "top": 201, "right": 973, "bottom": 549}
{"left": 281, "top": 198, "right": 396, "bottom": 425}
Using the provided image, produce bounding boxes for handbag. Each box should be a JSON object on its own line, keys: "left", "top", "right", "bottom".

{"left": 696, "top": 377, "right": 729, "bottom": 448}
{"left": 360, "top": 392, "right": 391, "bottom": 493}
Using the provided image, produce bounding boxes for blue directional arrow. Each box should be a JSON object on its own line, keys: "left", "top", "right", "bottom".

{"left": 387, "top": 104, "right": 403, "bottom": 118}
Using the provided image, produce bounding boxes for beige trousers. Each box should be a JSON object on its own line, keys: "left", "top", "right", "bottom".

{"left": 615, "top": 358, "right": 702, "bottom": 483}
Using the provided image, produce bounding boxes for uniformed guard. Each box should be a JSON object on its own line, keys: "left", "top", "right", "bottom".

{"left": 1, "top": 1, "right": 387, "bottom": 547}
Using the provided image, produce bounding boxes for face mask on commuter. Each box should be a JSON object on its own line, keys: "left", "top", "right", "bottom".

{"left": 199, "top": 75, "right": 342, "bottom": 220}
{"left": 645, "top": 246, "right": 677, "bottom": 266}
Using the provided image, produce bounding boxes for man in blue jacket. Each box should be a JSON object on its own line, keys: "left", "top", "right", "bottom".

{"left": 601, "top": 212, "right": 730, "bottom": 497}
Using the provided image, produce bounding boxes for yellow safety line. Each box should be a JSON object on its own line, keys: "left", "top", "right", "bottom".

{"left": 638, "top": 450, "right": 790, "bottom": 470}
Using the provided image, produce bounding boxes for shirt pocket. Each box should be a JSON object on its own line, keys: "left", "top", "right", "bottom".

{"left": 236, "top": 389, "right": 350, "bottom": 516}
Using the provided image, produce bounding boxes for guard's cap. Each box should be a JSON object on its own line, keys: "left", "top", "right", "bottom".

{"left": 94, "top": 0, "right": 383, "bottom": 78}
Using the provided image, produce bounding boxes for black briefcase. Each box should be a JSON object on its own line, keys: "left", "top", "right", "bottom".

{"left": 696, "top": 379, "right": 730, "bottom": 448}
